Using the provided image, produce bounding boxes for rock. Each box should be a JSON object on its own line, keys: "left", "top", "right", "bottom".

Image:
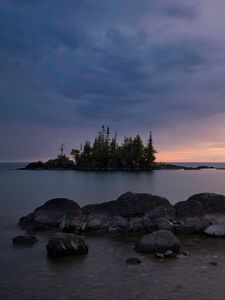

{"left": 126, "top": 257, "right": 141, "bottom": 265}
{"left": 155, "top": 252, "right": 164, "bottom": 258}
{"left": 134, "top": 230, "right": 181, "bottom": 254}
{"left": 46, "top": 233, "right": 88, "bottom": 258}
{"left": 175, "top": 193, "right": 225, "bottom": 233}
{"left": 209, "top": 261, "right": 218, "bottom": 266}
{"left": 19, "top": 198, "right": 84, "bottom": 231}
{"left": 83, "top": 192, "right": 170, "bottom": 218}
{"left": 164, "top": 250, "right": 174, "bottom": 257}
{"left": 204, "top": 218, "right": 225, "bottom": 236}
{"left": 23, "top": 158, "right": 75, "bottom": 170}
{"left": 23, "top": 161, "right": 45, "bottom": 170}
{"left": 181, "top": 250, "right": 188, "bottom": 256}
{"left": 83, "top": 192, "right": 172, "bottom": 232}
{"left": 129, "top": 216, "right": 145, "bottom": 232}
{"left": 144, "top": 204, "right": 176, "bottom": 232}
{"left": 12, "top": 235, "right": 38, "bottom": 245}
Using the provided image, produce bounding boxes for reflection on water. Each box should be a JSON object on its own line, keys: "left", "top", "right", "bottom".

{"left": 1, "top": 167, "right": 225, "bottom": 299}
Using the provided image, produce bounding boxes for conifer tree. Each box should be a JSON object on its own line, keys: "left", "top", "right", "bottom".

{"left": 145, "top": 131, "right": 157, "bottom": 168}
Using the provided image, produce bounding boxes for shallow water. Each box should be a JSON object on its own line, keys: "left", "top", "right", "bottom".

{"left": 2, "top": 163, "right": 225, "bottom": 299}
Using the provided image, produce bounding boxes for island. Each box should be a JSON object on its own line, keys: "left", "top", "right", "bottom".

{"left": 22, "top": 126, "right": 214, "bottom": 171}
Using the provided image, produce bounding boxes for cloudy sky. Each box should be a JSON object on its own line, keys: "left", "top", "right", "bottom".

{"left": 1, "top": 0, "right": 225, "bottom": 162}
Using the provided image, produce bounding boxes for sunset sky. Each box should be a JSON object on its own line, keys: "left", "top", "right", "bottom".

{"left": 1, "top": 0, "right": 225, "bottom": 162}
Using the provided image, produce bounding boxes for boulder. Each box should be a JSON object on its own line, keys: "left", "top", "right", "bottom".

{"left": 144, "top": 204, "right": 176, "bottom": 232}
{"left": 83, "top": 192, "right": 169, "bottom": 218}
{"left": 204, "top": 218, "right": 225, "bottom": 236}
{"left": 46, "top": 233, "right": 88, "bottom": 258}
{"left": 175, "top": 193, "right": 225, "bottom": 233}
{"left": 134, "top": 230, "right": 181, "bottom": 253}
{"left": 19, "top": 198, "right": 84, "bottom": 231}
{"left": 12, "top": 234, "right": 38, "bottom": 245}
{"left": 83, "top": 192, "right": 172, "bottom": 232}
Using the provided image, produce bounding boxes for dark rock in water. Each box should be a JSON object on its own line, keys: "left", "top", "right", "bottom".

{"left": 134, "top": 230, "right": 181, "bottom": 254}
{"left": 46, "top": 233, "right": 88, "bottom": 258}
{"left": 126, "top": 257, "right": 141, "bottom": 265}
{"left": 175, "top": 193, "right": 225, "bottom": 233}
{"left": 19, "top": 198, "right": 84, "bottom": 231}
{"left": 209, "top": 261, "right": 218, "bottom": 266}
{"left": 12, "top": 235, "right": 38, "bottom": 245}
{"left": 83, "top": 192, "right": 173, "bottom": 232}
{"left": 83, "top": 192, "right": 169, "bottom": 218}
{"left": 181, "top": 250, "right": 189, "bottom": 256}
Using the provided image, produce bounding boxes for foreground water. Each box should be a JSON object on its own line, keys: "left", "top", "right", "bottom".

{"left": 2, "top": 163, "right": 225, "bottom": 299}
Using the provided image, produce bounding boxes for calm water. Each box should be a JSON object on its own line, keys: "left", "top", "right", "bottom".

{"left": 2, "top": 163, "right": 225, "bottom": 299}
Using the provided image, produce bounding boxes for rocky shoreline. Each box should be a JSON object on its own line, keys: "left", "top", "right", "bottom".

{"left": 14, "top": 192, "right": 225, "bottom": 259}
{"left": 21, "top": 160, "right": 214, "bottom": 171}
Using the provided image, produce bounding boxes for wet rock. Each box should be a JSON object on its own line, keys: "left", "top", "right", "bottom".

{"left": 204, "top": 220, "right": 225, "bottom": 237}
{"left": 126, "top": 257, "right": 141, "bottom": 265}
{"left": 19, "top": 198, "right": 84, "bottom": 232}
{"left": 155, "top": 252, "right": 164, "bottom": 258}
{"left": 134, "top": 230, "right": 181, "bottom": 254}
{"left": 83, "top": 192, "right": 173, "bottom": 232}
{"left": 175, "top": 193, "right": 225, "bottom": 233}
{"left": 46, "top": 233, "right": 88, "bottom": 258}
{"left": 12, "top": 235, "right": 38, "bottom": 245}
{"left": 164, "top": 250, "right": 175, "bottom": 257}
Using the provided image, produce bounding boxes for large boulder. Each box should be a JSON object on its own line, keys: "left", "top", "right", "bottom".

{"left": 19, "top": 198, "right": 84, "bottom": 231}
{"left": 175, "top": 193, "right": 225, "bottom": 233}
{"left": 83, "top": 192, "right": 169, "bottom": 218}
{"left": 134, "top": 230, "right": 181, "bottom": 253}
{"left": 83, "top": 192, "right": 173, "bottom": 232}
{"left": 46, "top": 233, "right": 88, "bottom": 258}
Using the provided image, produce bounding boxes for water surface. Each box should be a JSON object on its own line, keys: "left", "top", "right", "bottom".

{"left": 1, "top": 163, "right": 225, "bottom": 299}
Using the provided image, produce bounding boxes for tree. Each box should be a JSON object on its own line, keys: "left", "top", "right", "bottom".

{"left": 145, "top": 131, "right": 157, "bottom": 168}
{"left": 70, "top": 127, "right": 157, "bottom": 170}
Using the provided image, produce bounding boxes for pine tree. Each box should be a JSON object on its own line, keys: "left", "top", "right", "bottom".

{"left": 145, "top": 131, "right": 157, "bottom": 168}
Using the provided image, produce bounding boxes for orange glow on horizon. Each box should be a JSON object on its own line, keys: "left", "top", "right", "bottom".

{"left": 157, "top": 146, "right": 225, "bottom": 163}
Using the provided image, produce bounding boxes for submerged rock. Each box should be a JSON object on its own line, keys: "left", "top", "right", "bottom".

{"left": 134, "top": 230, "right": 181, "bottom": 254}
{"left": 126, "top": 257, "right": 141, "bottom": 265}
{"left": 46, "top": 233, "right": 88, "bottom": 258}
{"left": 19, "top": 198, "right": 84, "bottom": 232}
{"left": 12, "top": 234, "right": 38, "bottom": 245}
{"left": 175, "top": 193, "right": 225, "bottom": 233}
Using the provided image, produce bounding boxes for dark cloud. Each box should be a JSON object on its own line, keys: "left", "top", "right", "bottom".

{"left": 0, "top": 0, "right": 225, "bottom": 160}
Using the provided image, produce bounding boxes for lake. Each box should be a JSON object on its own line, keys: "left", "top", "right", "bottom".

{"left": 1, "top": 162, "right": 225, "bottom": 299}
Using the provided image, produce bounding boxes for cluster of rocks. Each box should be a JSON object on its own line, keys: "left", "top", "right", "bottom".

{"left": 23, "top": 159, "right": 75, "bottom": 170}
{"left": 13, "top": 192, "right": 225, "bottom": 258}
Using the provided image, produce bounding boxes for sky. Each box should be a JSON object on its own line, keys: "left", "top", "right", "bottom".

{"left": 1, "top": 0, "right": 225, "bottom": 162}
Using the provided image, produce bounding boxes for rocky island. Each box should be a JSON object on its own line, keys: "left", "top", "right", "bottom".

{"left": 21, "top": 126, "right": 214, "bottom": 171}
